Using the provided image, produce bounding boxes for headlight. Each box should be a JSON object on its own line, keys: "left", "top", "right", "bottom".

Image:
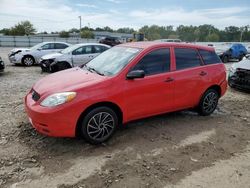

{"left": 40, "top": 92, "right": 76, "bottom": 107}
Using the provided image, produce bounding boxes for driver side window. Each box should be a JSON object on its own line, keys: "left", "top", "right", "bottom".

{"left": 41, "top": 43, "right": 54, "bottom": 50}
{"left": 132, "top": 48, "right": 170, "bottom": 76}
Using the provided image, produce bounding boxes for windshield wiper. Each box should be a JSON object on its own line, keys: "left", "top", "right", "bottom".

{"left": 85, "top": 65, "right": 104, "bottom": 76}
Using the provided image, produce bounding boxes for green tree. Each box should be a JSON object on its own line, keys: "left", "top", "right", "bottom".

{"left": 80, "top": 30, "right": 94, "bottom": 39}
{"left": 0, "top": 28, "right": 11, "bottom": 35}
{"left": 59, "top": 30, "right": 69, "bottom": 38}
{"left": 68, "top": 28, "right": 79, "bottom": 33}
{"left": 9, "top": 21, "right": 36, "bottom": 36}
{"left": 206, "top": 33, "right": 220, "bottom": 42}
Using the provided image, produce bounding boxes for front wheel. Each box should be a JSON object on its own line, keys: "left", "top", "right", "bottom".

{"left": 80, "top": 107, "right": 118, "bottom": 144}
{"left": 22, "top": 56, "right": 34, "bottom": 66}
{"left": 198, "top": 89, "right": 219, "bottom": 116}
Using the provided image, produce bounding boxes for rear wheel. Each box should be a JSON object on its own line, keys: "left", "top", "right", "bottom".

{"left": 198, "top": 89, "right": 219, "bottom": 116}
{"left": 238, "top": 54, "right": 245, "bottom": 61}
{"left": 22, "top": 56, "right": 35, "bottom": 66}
{"left": 80, "top": 107, "right": 118, "bottom": 144}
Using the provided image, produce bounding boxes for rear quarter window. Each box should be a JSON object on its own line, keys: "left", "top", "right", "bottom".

{"left": 199, "top": 50, "right": 221, "bottom": 65}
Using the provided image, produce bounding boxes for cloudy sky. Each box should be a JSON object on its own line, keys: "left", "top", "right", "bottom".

{"left": 0, "top": 0, "right": 249, "bottom": 32}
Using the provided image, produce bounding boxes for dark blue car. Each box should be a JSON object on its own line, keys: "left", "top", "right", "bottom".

{"left": 219, "top": 43, "right": 247, "bottom": 63}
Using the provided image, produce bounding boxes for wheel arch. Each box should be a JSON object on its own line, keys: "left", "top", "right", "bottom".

{"left": 75, "top": 101, "right": 123, "bottom": 137}
{"left": 204, "top": 84, "right": 222, "bottom": 97}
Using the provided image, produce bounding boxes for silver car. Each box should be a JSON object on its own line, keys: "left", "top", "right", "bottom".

{"left": 8, "top": 42, "right": 70, "bottom": 66}
{"left": 40, "top": 43, "right": 110, "bottom": 72}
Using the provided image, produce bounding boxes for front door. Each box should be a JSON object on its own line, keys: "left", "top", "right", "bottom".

{"left": 124, "top": 48, "right": 175, "bottom": 120}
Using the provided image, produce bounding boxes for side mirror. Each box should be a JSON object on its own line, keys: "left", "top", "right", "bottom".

{"left": 126, "top": 70, "right": 145, "bottom": 79}
{"left": 37, "top": 48, "right": 42, "bottom": 51}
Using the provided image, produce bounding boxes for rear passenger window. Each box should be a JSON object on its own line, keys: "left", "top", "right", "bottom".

{"left": 199, "top": 50, "right": 221, "bottom": 65}
{"left": 175, "top": 48, "right": 201, "bottom": 70}
{"left": 93, "top": 46, "right": 108, "bottom": 53}
{"left": 132, "top": 48, "right": 170, "bottom": 76}
{"left": 55, "top": 43, "right": 68, "bottom": 49}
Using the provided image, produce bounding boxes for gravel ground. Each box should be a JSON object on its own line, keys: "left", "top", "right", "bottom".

{"left": 0, "top": 47, "right": 250, "bottom": 188}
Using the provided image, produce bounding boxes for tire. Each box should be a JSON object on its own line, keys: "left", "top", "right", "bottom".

{"left": 238, "top": 54, "right": 244, "bottom": 61}
{"left": 198, "top": 89, "right": 219, "bottom": 116}
{"left": 80, "top": 107, "right": 118, "bottom": 144}
{"left": 22, "top": 56, "right": 35, "bottom": 66}
{"left": 222, "top": 55, "right": 229, "bottom": 63}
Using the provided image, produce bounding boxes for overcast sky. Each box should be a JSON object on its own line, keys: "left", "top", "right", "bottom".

{"left": 0, "top": 0, "right": 250, "bottom": 32}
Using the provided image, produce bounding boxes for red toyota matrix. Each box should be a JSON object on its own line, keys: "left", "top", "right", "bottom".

{"left": 25, "top": 42, "right": 227, "bottom": 144}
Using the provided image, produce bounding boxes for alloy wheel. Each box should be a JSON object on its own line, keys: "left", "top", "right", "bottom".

{"left": 23, "top": 57, "right": 34, "bottom": 66}
{"left": 86, "top": 112, "right": 115, "bottom": 141}
{"left": 202, "top": 92, "right": 218, "bottom": 114}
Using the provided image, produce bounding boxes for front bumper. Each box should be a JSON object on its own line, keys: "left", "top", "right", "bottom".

{"left": 8, "top": 54, "right": 22, "bottom": 64}
{"left": 228, "top": 69, "right": 250, "bottom": 91}
{"left": 24, "top": 90, "right": 79, "bottom": 137}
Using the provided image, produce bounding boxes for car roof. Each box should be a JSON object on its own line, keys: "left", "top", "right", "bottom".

{"left": 74, "top": 43, "right": 111, "bottom": 48}
{"left": 120, "top": 42, "right": 214, "bottom": 51}
{"left": 41, "top": 41, "right": 70, "bottom": 45}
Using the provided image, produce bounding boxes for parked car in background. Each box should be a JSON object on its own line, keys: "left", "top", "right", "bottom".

{"left": 99, "top": 36, "right": 121, "bottom": 46}
{"left": 0, "top": 57, "right": 5, "bottom": 72}
{"left": 228, "top": 55, "right": 250, "bottom": 91}
{"left": 217, "top": 43, "right": 247, "bottom": 63}
{"left": 40, "top": 43, "right": 110, "bottom": 73}
{"left": 25, "top": 42, "right": 227, "bottom": 144}
{"left": 155, "top": 39, "right": 182, "bottom": 42}
{"left": 8, "top": 42, "right": 70, "bottom": 66}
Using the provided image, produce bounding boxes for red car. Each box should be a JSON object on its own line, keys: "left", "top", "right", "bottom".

{"left": 25, "top": 42, "right": 227, "bottom": 144}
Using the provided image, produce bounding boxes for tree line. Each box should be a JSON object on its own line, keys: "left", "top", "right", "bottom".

{"left": 0, "top": 21, "right": 249, "bottom": 42}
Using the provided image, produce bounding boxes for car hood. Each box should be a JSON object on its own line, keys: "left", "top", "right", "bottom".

{"left": 41, "top": 53, "right": 64, "bottom": 60}
{"left": 9, "top": 48, "right": 30, "bottom": 56}
{"left": 232, "top": 58, "right": 250, "bottom": 70}
{"left": 33, "top": 67, "right": 107, "bottom": 96}
{"left": 10, "top": 48, "right": 30, "bottom": 53}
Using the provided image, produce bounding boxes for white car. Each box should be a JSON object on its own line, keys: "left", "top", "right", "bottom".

{"left": 40, "top": 43, "right": 110, "bottom": 72}
{"left": 8, "top": 42, "right": 70, "bottom": 66}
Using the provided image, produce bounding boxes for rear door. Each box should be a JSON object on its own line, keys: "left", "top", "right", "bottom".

{"left": 54, "top": 43, "right": 69, "bottom": 52}
{"left": 124, "top": 48, "right": 175, "bottom": 120}
{"left": 172, "top": 48, "right": 206, "bottom": 109}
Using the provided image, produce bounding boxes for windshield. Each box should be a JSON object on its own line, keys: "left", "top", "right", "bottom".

{"left": 84, "top": 47, "right": 141, "bottom": 76}
{"left": 61, "top": 44, "right": 81, "bottom": 54}
{"left": 30, "top": 43, "right": 44, "bottom": 51}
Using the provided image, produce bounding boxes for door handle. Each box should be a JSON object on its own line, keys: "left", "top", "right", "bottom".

{"left": 164, "top": 77, "right": 174, "bottom": 82}
{"left": 200, "top": 71, "right": 207, "bottom": 76}
{"left": 89, "top": 55, "right": 94, "bottom": 58}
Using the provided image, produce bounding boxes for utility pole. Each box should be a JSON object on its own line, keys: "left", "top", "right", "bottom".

{"left": 78, "top": 16, "right": 82, "bottom": 37}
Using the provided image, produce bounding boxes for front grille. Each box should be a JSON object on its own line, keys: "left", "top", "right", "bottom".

{"left": 235, "top": 68, "right": 250, "bottom": 85}
{"left": 31, "top": 89, "right": 40, "bottom": 101}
